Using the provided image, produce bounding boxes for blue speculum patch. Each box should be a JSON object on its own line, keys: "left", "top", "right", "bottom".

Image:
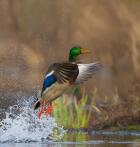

{"left": 43, "top": 74, "right": 57, "bottom": 89}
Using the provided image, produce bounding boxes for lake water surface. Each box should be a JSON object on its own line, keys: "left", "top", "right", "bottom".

{"left": 0, "top": 132, "right": 140, "bottom": 147}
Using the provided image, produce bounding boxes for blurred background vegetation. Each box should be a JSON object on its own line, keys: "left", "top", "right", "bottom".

{"left": 0, "top": 0, "right": 140, "bottom": 129}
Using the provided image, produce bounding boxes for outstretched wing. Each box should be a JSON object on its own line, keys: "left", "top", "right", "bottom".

{"left": 41, "top": 62, "right": 79, "bottom": 95}
{"left": 48, "top": 63, "right": 79, "bottom": 84}
{"left": 75, "top": 62, "right": 101, "bottom": 84}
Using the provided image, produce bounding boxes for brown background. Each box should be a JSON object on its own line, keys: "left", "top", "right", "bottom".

{"left": 1, "top": 0, "right": 140, "bottom": 125}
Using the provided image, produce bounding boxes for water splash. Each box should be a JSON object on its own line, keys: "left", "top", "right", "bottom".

{"left": 0, "top": 96, "right": 65, "bottom": 143}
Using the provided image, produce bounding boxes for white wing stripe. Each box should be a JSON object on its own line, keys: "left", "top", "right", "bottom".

{"left": 45, "top": 70, "right": 54, "bottom": 78}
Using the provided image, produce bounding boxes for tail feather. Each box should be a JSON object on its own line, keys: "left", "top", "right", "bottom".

{"left": 33, "top": 99, "right": 41, "bottom": 110}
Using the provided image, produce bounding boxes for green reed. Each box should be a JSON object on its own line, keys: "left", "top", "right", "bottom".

{"left": 52, "top": 89, "right": 96, "bottom": 129}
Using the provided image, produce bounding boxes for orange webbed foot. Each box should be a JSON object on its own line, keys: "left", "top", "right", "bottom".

{"left": 38, "top": 99, "right": 46, "bottom": 119}
{"left": 46, "top": 102, "right": 53, "bottom": 117}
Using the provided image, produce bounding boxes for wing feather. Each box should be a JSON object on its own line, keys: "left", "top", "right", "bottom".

{"left": 49, "top": 63, "right": 79, "bottom": 84}
{"left": 75, "top": 62, "right": 101, "bottom": 84}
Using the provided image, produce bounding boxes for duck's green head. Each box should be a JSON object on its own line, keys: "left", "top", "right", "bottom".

{"left": 69, "top": 46, "right": 90, "bottom": 62}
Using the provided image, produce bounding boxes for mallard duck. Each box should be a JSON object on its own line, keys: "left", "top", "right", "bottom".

{"left": 33, "top": 46, "right": 101, "bottom": 118}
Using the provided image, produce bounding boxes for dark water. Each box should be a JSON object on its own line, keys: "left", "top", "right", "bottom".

{"left": 0, "top": 132, "right": 140, "bottom": 147}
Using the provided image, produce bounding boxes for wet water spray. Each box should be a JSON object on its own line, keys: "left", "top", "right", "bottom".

{"left": 0, "top": 96, "right": 65, "bottom": 143}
